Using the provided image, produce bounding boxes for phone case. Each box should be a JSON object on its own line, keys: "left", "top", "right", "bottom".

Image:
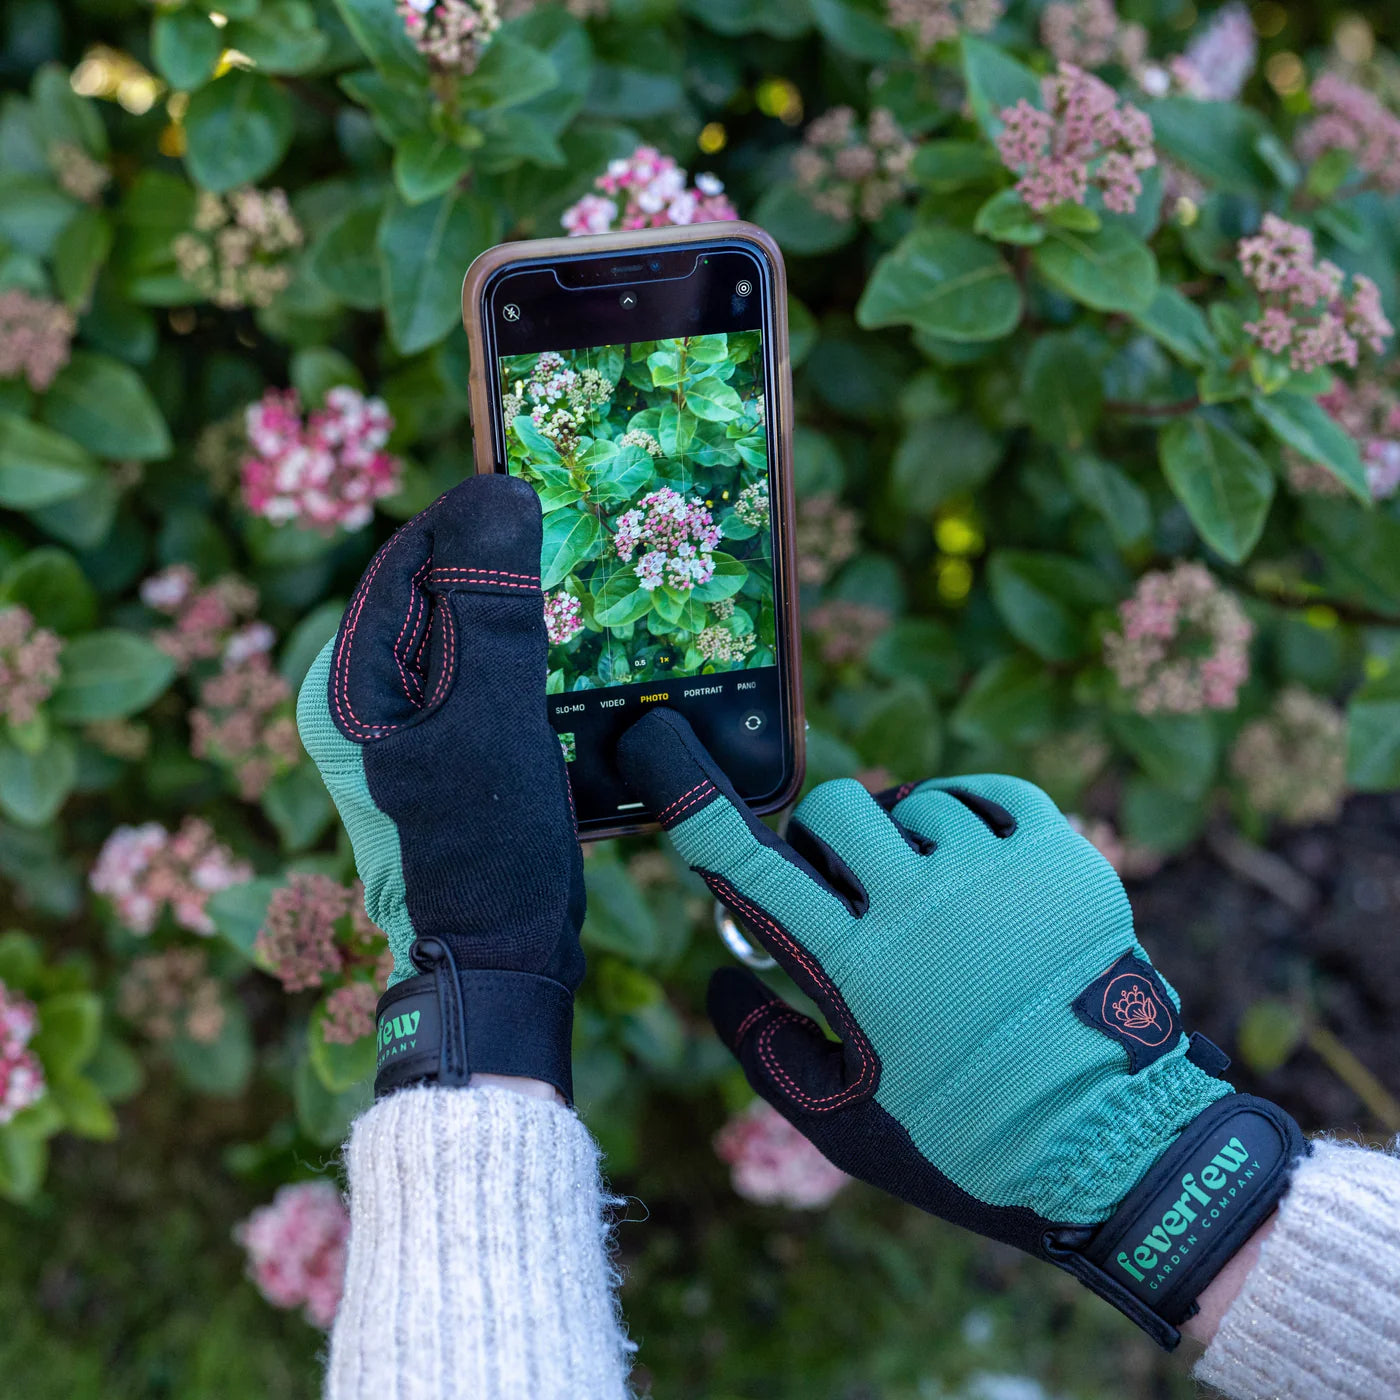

{"left": 461, "top": 222, "right": 805, "bottom": 840}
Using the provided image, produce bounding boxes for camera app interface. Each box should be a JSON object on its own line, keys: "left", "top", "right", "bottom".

{"left": 487, "top": 246, "right": 790, "bottom": 829}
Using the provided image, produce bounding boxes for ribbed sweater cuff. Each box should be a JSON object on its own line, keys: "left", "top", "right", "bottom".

{"left": 325, "top": 1084, "right": 632, "bottom": 1400}
{"left": 1195, "top": 1137, "right": 1400, "bottom": 1399}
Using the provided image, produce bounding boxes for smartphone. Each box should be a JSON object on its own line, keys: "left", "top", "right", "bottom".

{"left": 462, "top": 222, "right": 804, "bottom": 840}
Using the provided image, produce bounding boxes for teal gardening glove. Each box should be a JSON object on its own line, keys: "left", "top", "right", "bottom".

{"left": 618, "top": 709, "right": 1305, "bottom": 1349}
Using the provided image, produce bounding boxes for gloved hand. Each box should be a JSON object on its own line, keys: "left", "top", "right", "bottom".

{"left": 298, "top": 475, "right": 584, "bottom": 1104}
{"left": 618, "top": 708, "right": 1304, "bottom": 1349}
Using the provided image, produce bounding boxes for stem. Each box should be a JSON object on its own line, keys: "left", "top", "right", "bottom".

{"left": 1233, "top": 577, "right": 1400, "bottom": 628}
{"left": 1307, "top": 1023, "right": 1400, "bottom": 1133}
{"left": 1102, "top": 396, "right": 1200, "bottom": 417}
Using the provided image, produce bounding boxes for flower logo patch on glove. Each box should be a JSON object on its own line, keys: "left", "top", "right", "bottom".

{"left": 1072, "top": 952, "right": 1180, "bottom": 1071}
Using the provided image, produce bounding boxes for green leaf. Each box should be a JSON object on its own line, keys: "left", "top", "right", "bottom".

{"left": 686, "top": 377, "right": 743, "bottom": 422}
{"left": 291, "top": 348, "right": 362, "bottom": 408}
{"left": 582, "top": 857, "right": 661, "bottom": 963}
{"left": 891, "top": 414, "right": 1002, "bottom": 514}
{"left": 225, "top": 1, "right": 331, "bottom": 76}
{"left": 868, "top": 618, "right": 963, "bottom": 694}
{"left": 1033, "top": 225, "right": 1158, "bottom": 314}
{"left": 1021, "top": 334, "right": 1101, "bottom": 450}
{"left": 309, "top": 999, "right": 376, "bottom": 1093}
{"left": 1237, "top": 1000, "right": 1306, "bottom": 1075}
{"left": 32, "top": 990, "right": 101, "bottom": 1076}
{"left": 262, "top": 763, "right": 336, "bottom": 853}
{"left": 854, "top": 679, "right": 942, "bottom": 774}
{"left": 393, "top": 134, "right": 474, "bottom": 205}
{"left": 987, "top": 550, "right": 1112, "bottom": 661}
{"left": 184, "top": 71, "right": 294, "bottom": 194}
{"left": 378, "top": 190, "right": 499, "bottom": 354}
{"left": 1045, "top": 202, "right": 1101, "bottom": 233}
{"left": 206, "top": 876, "right": 281, "bottom": 958}
{"left": 810, "top": 0, "right": 904, "bottom": 60}
{"left": 169, "top": 1002, "right": 254, "bottom": 1098}
{"left": 1133, "top": 286, "right": 1215, "bottom": 369}
{"left": 279, "top": 600, "right": 344, "bottom": 689}
{"left": 1252, "top": 393, "right": 1369, "bottom": 503}
{"left": 0, "top": 547, "right": 96, "bottom": 634}
{"left": 951, "top": 654, "right": 1064, "bottom": 746}
{"left": 1347, "top": 665, "right": 1400, "bottom": 791}
{"left": 972, "top": 189, "right": 1044, "bottom": 246}
{"left": 1120, "top": 776, "right": 1208, "bottom": 853}
{"left": 1110, "top": 711, "right": 1218, "bottom": 799}
{"left": 912, "top": 140, "right": 1004, "bottom": 192}
{"left": 0, "top": 735, "right": 76, "bottom": 827}
{"left": 0, "top": 175, "right": 79, "bottom": 258}
{"left": 152, "top": 7, "right": 224, "bottom": 91}
{"left": 750, "top": 182, "right": 855, "bottom": 257}
{"left": 458, "top": 35, "right": 559, "bottom": 111}
{"left": 1145, "top": 98, "right": 1275, "bottom": 193}
{"left": 294, "top": 1051, "right": 373, "bottom": 1144}
{"left": 1158, "top": 415, "right": 1274, "bottom": 564}
{"left": 310, "top": 200, "right": 385, "bottom": 311}
{"left": 0, "top": 413, "right": 96, "bottom": 509}
{"left": 49, "top": 630, "right": 177, "bottom": 721}
{"left": 856, "top": 226, "right": 1022, "bottom": 343}
{"left": 52, "top": 206, "right": 112, "bottom": 311}
{"left": 332, "top": 0, "right": 429, "bottom": 83}
{"left": 47, "top": 1073, "right": 118, "bottom": 1140}
{"left": 0, "top": 1124, "right": 47, "bottom": 1202}
{"left": 33, "top": 63, "right": 107, "bottom": 157}
{"left": 960, "top": 35, "right": 1040, "bottom": 140}
{"left": 39, "top": 351, "right": 171, "bottom": 460}
{"left": 540, "top": 509, "right": 602, "bottom": 590}
{"left": 592, "top": 572, "right": 652, "bottom": 627}
{"left": 1062, "top": 452, "right": 1151, "bottom": 549}
{"left": 339, "top": 68, "right": 431, "bottom": 145}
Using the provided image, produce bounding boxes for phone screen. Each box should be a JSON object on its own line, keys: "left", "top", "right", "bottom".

{"left": 480, "top": 240, "right": 797, "bottom": 835}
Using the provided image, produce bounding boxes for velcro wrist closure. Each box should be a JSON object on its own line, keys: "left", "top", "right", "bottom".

{"left": 374, "top": 937, "right": 574, "bottom": 1105}
{"left": 1044, "top": 1095, "right": 1306, "bottom": 1350}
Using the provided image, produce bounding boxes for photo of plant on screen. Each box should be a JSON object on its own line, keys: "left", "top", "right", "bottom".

{"left": 500, "top": 333, "right": 776, "bottom": 693}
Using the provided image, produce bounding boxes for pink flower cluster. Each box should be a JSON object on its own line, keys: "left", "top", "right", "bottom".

{"left": 1040, "top": 0, "right": 1146, "bottom": 72}
{"left": 613, "top": 488, "right": 722, "bottom": 592}
{"left": 561, "top": 146, "right": 736, "bottom": 236}
{"left": 50, "top": 141, "right": 109, "bottom": 203}
{"left": 791, "top": 106, "right": 915, "bottom": 223}
{"left": 804, "top": 599, "right": 892, "bottom": 666}
{"left": 118, "top": 948, "right": 226, "bottom": 1045}
{"left": 191, "top": 654, "right": 302, "bottom": 800}
{"left": 0, "top": 980, "right": 45, "bottom": 1126}
{"left": 236, "top": 1181, "right": 349, "bottom": 1329}
{"left": 172, "top": 188, "right": 302, "bottom": 311}
{"left": 1230, "top": 686, "right": 1347, "bottom": 826}
{"left": 1171, "top": 2, "right": 1256, "bottom": 102}
{"left": 241, "top": 387, "right": 402, "bottom": 534}
{"left": 255, "top": 873, "right": 385, "bottom": 995}
{"left": 696, "top": 625, "right": 756, "bottom": 664}
{"left": 1238, "top": 214, "right": 1393, "bottom": 372}
{"left": 90, "top": 818, "right": 252, "bottom": 937}
{"left": 997, "top": 64, "right": 1156, "bottom": 214}
{"left": 1103, "top": 563, "right": 1253, "bottom": 715}
{"left": 544, "top": 591, "right": 585, "bottom": 646}
{"left": 1321, "top": 378, "right": 1400, "bottom": 501}
{"left": 886, "top": 0, "right": 1003, "bottom": 51}
{"left": 397, "top": 0, "right": 500, "bottom": 76}
{"left": 714, "top": 1100, "right": 850, "bottom": 1209}
{"left": 140, "top": 565, "right": 267, "bottom": 672}
{"left": 0, "top": 606, "right": 63, "bottom": 727}
{"left": 321, "top": 981, "right": 380, "bottom": 1046}
{"left": 795, "top": 494, "right": 859, "bottom": 586}
{"left": 1297, "top": 73, "right": 1400, "bottom": 196}
{"left": 0, "top": 289, "right": 75, "bottom": 392}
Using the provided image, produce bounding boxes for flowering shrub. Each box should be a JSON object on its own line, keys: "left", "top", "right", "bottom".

{"left": 4, "top": 0, "right": 1400, "bottom": 1389}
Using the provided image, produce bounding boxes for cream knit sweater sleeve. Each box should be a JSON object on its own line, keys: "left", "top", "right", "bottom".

{"left": 1196, "top": 1137, "right": 1400, "bottom": 1399}
{"left": 325, "top": 1084, "right": 632, "bottom": 1400}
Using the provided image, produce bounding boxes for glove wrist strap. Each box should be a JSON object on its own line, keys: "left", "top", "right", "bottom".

{"left": 1044, "top": 1095, "right": 1306, "bottom": 1349}
{"left": 373, "top": 937, "right": 574, "bottom": 1105}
